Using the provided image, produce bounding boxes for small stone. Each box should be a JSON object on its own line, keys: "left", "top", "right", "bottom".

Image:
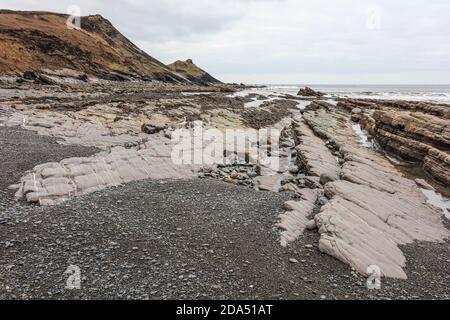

{"left": 141, "top": 123, "right": 165, "bottom": 134}
{"left": 5, "top": 241, "right": 14, "bottom": 248}
{"left": 320, "top": 173, "right": 336, "bottom": 185}
{"left": 289, "top": 258, "right": 299, "bottom": 264}
{"left": 289, "top": 165, "right": 299, "bottom": 174}
{"left": 317, "top": 196, "right": 328, "bottom": 206}
{"left": 415, "top": 178, "right": 435, "bottom": 191}
{"left": 248, "top": 171, "right": 258, "bottom": 178}
{"left": 281, "top": 176, "right": 294, "bottom": 185}
{"left": 306, "top": 220, "right": 317, "bottom": 230}
{"left": 223, "top": 176, "right": 238, "bottom": 185}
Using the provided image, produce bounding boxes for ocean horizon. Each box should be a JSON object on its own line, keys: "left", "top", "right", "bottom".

{"left": 244, "top": 84, "right": 450, "bottom": 103}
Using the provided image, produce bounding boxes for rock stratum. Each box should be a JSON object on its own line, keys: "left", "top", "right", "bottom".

{"left": 340, "top": 98, "right": 450, "bottom": 185}
{"left": 278, "top": 100, "right": 449, "bottom": 279}
{"left": 0, "top": 10, "right": 220, "bottom": 84}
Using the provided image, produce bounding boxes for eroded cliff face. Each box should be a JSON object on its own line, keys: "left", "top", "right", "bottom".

{"left": 0, "top": 10, "right": 218, "bottom": 84}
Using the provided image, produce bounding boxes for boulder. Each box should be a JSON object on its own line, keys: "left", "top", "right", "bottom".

{"left": 141, "top": 123, "right": 166, "bottom": 135}
{"left": 23, "top": 70, "right": 38, "bottom": 80}
{"left": 288, "top": 101, "right": 449, "bottom": 279}
{"left": 350, "top": 108, "right": 363, "bottom": 122}
{"left": 297, "top": 86, "right": 325, "bottom": 97}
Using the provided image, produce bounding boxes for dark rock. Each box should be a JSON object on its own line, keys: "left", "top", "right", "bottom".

{"left": 304, "top": 176, "right": 322, "bottom": 189}
{"left": 141, "top": 124, "right": 165, "bottom": 135}
{"left": 23, "top": 70, "right": 38, "bottom": 80}
{"left": 351, "top": 114, "right": 362, "bottom": 122}
{"left": 320, "top": 173, "right": 337, "bottom": 185}
{"left": 36, "top": 74, "right": 56, "bottom": 85}
{"left": 297, "top": 87, "right": 325, "bottom": 97}
{"left": 109, "top": 72, "right": 130, "bottom": 82}
{"left": 78, "top": 74, "right": 89, "bottom": 82}
{"left": 363, "top": 109, "right": 450, "bottom": 185}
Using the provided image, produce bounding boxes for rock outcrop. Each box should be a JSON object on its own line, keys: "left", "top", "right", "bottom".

{"left": 339, "top": 98, "right": 450, "bottom": 186}
{"left": 278, "top": 188, "right": 319, "bottom": 247}
{"left": 11, "top": 134, "right": 198, "bottom": 206}
{"left": 278, "top": 101, "right": 449, "bottom": 279}
{"left": 168, "top": 59, "right": 221, "bottom": 85}
{"left": 297, "top": 86, "right": 325, "bottom": 97}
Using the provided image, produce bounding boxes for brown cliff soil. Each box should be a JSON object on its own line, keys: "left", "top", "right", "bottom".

{"left": 0, "top": 10, "right": 218, "bottom": 84}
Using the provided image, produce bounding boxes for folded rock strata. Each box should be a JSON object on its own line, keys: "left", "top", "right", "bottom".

{"left": 11, "top": 134, "right": 198, "bottom": 206}
{"left": 338, "top": 99, "right": 450, "bottom": 186}
{"left": 363, "top": 110, "right": 450, "bottom": 185}
{"left": 279, "top": 102, "right": 449, "bottom": 279}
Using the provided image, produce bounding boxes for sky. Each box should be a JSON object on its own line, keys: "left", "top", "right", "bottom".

{"left": 2, "top": 0, "right": 450, "bottom": 84}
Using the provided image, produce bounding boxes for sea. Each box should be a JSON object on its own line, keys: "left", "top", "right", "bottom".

{"left": 242, "top": 84, "right": 450, "bottom": 104}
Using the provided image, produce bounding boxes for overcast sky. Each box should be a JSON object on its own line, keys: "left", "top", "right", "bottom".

{"left": 2, "top": 0, "right": 450, "bottom": 84}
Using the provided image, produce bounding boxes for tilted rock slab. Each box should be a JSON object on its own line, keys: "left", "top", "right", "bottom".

{"left": 277, "top": 188, "right": 319, "bottom": 247}
{"left": 285, "top": 104, "right": 449, "bottom": 279}
{"left": 3, "top": 105, "right": 150, "bottom": 149}
{"left": 317, "top": 180, "right": 448, "bottom": 279}
{"left": 11, "top": 135, "right": 197, "bottom": 206}
{"left": 293, "top": 118, "right": 340, "bottom": 182}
